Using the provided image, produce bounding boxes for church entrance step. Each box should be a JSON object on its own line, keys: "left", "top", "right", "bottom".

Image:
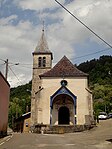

{"left": 44, "top": 125, "right": 94, "bottom": 134}
{"left": 33, "top": 124, "right": 94, "bottom": 134}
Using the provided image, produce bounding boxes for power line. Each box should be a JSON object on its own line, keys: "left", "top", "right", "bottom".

{"left": 19, "top": 63, "right": 32, "bottom": 66}
{"left": 8, "top": 66, "right": 23, "bottom": 85}
{"left": 0, "top": 45, "right": 111, "bottom": 70}
{"left": 0, "top": 58, "right": 32, "bottom": 70}
{"left": 0, "top": 58, "right": 5, "bottom": 62}
{"left": 20, "top": 65, "right": 32, "bottom": 69}
{"left": 10, "top": 62, "right": 32, "bottom": 66}
{"left": 0, "top": 63, "right": 5, "bottom": 66}
{"left": 55, "top": 0, "right": 112, "bottom": 49}
{"left": 0, "top": 58, "right": 29, "bottom": 85}
{"left": 1, "top": 46, "right": 110, "bottom": 69}
{"left": 73, "top": 47, "right": 111, "bottom": 61}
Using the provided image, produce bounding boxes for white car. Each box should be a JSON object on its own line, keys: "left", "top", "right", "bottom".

{"left": 98, "top": 112, "right": 107, "bottom": 120}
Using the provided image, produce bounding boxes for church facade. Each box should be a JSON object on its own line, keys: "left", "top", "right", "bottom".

{"left": 31, "top": 29, "right": 93, "bottom": 132}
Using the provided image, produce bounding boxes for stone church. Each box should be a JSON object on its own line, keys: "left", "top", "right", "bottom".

{"left": 31, "top": 28, "right": 93, "bottom": 132}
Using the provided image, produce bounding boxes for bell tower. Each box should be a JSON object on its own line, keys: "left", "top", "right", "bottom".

{"left": 31, "top": 25, "right": 53, "bottom": 126}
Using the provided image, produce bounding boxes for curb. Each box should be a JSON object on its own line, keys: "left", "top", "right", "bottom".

{"left": 0, "top": 133, "right": 13, "bottom": 146}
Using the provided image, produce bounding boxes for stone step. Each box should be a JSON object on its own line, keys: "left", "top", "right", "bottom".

{"left": 33, "top": 124, "right": 94, "bottom": 134}
{"left": 45, "top": 125, "right": 94, "bottom": 134}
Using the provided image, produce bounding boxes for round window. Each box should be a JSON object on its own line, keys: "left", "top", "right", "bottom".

{"left": 61, "top": 80, "right": 68, "bottom": 86}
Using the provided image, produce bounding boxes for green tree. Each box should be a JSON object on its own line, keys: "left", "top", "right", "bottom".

{"left": 9, "top": 81, "right": 31, "bottom": 128}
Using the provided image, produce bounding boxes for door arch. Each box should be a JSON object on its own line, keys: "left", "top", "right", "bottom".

{"left": 58, "top": 106, "right": 70, "bottom": 125}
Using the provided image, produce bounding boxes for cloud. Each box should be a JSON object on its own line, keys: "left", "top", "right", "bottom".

{"left": 13, "top": 0, "right": 65, "bottom": 11}
{"left": 0, "top": 16, "right": 37, "bottom": 87}
{"left": 0, "top": 15, "right": 17, "bottom": 25}
{"left": 0, "top": 0, "right": 112, "bottom": 87}
{"left": 13, "top": 0, "right": 112, "bottom": 46}
{"left": 8, "top": 73, "right": 27, "bottom": 87}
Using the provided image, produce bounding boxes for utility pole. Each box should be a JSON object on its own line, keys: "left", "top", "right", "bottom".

{"left": 5, "top": 59, "right": 8, "bottom": 80}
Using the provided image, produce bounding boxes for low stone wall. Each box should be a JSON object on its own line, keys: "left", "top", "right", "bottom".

{"left": 31, "top": 124, "right": 95, "bottom": 134}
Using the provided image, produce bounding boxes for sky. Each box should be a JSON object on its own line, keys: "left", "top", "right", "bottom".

{"left": 0, "top": 0, "right": 112, "bottom": 87}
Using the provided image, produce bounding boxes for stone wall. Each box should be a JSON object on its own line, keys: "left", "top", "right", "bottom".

{"left": 32, "top": 124, "right": 95, "bottom": 134}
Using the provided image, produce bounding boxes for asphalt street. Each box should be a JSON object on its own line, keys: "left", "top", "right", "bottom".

{"left": 0, "top": 119, "right": 112, "bottom": 149}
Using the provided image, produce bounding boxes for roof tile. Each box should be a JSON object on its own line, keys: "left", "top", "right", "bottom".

{"left": 40, "top": 56, "right": 88, "bottom": 77}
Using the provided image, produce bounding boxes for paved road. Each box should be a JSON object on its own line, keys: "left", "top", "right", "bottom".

{"left": 0, "top": 119, "right": 112, "bottom": 149}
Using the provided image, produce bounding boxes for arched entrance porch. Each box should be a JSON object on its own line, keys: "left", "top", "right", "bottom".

{"left": 50, "top": 86, "right": 77, "bottom": 125}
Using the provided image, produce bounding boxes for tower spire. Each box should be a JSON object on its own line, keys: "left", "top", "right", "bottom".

{"left": 34, "top": 21, "right": 52, "bottom": 54}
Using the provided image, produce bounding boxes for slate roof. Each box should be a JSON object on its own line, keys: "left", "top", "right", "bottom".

{"left": 40, "top": 56, "right": 88, "bottom": 77}
{"left": 33, "top": 29, "right": 52, "bottom": 54}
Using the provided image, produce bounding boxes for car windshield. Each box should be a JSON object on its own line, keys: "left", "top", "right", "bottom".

{"left": 99, "top": 112, "right": 107, "bottom": 115}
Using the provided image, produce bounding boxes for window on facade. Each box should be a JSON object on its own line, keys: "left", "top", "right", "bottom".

{"left": 38, "top": 57, "right": 42, "bottom": 67}
{"left": 43, "top": 57, "right": 46, "bottom": 67}
{"left": 61, "top": 80, "right": 68, "bottom": 86}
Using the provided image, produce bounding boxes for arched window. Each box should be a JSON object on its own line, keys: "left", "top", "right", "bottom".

{"left": 38, "top": 57, "right": 42, "bottom": 67}
{"left": 43, "top": 57, "right": 46, "bottom": 67}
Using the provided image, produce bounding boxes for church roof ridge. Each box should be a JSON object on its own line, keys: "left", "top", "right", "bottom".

{"left": 40, "top": 56, "right": 88, "bottom": 77}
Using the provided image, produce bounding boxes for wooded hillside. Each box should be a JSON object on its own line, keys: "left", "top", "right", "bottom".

{"left": 9, "top": 81, "right": 32, "bottom": 128}
{"left": 77, "top": 55, "right": 112, "bottom": 115}
{"left": 77, "top": 55, "right": 112, "bottom": 85}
